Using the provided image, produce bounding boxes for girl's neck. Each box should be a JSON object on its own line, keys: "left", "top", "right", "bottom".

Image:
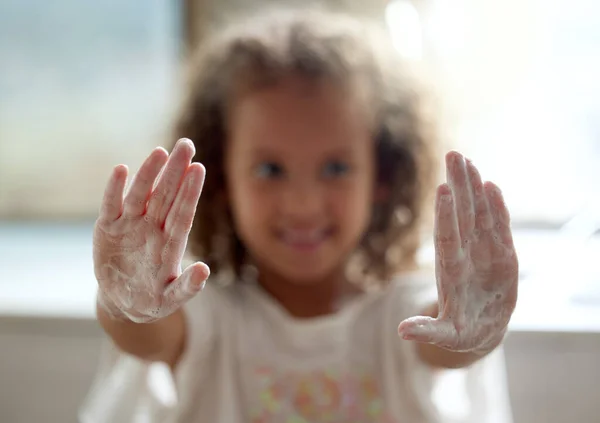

{"left": 255, "top": 267, "right": 362, "bottom": 319}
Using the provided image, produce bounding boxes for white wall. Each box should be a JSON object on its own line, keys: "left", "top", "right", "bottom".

{"left": 1, "top": 316, "right": 599, "bottom": 423}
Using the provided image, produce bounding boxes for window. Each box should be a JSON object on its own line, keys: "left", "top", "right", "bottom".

{"left": 387, "top": 0, "right": 600, "bottom": 227}
{"left": 388, "top": 0, "right": 600, "bottom": 306}
{"left": 0, "top": 0, "right": 183, "bottom": 218}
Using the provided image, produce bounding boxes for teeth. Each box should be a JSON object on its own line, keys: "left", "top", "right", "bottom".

{"left": 283, "top": 229, "right": 324, "bottom": 244}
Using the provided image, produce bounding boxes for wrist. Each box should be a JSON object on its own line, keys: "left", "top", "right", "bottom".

{"left": 471, "top": 327, "right": 507, "bottom": 356}
{"left": 96, "top": 290, "right": 131, "bottom": 322}
{"left": 96, "top": 289, "right": 164, "bottom": 324}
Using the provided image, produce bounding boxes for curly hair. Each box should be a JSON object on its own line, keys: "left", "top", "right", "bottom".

{"left": 171, "top": 8, "right": 440, "bottom": 285}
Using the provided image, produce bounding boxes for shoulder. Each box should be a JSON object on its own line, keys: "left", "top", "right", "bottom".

{"left": 183, "top": 277, "right": 243, "bottom": 323}
{"left": 386, "top": 270, "right": 436, "bottom": 305}
{"left": 360, "top": 270, "right": 437, "bottom": 324}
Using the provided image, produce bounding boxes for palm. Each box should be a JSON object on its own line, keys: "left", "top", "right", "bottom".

{"left": 399, "top": 151, "right": 518, "bottom": 352}
{"left": 94, "top": 222, "right": 179, "bottom": 312}
{"left": 94, "top": 139, "right": 209, "bottom": 323}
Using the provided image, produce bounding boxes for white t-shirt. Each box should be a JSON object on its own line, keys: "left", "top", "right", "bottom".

{"left": 79, "top": 273, "right": 514, "bottom": 423}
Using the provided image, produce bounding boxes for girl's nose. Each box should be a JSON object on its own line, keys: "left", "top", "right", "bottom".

{"left": 280, "top": 180, "right": 324, "bottom": 221}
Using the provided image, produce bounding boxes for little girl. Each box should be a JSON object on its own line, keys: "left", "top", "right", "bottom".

{"left": 81, "top": 8, "right": 518, "bottom": 423}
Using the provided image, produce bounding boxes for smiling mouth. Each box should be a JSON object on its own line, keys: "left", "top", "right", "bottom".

{"left": 278, "top": 228, "right": 333, "bottom": 251}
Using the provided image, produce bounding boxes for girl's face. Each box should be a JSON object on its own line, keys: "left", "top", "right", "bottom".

{"left": 225, "top": 77, "right": 375, "bottom": 284}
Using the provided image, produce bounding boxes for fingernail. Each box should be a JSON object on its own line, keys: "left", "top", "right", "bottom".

{"left": 199, "top": 262, "right": 210, "bottom": 277}
{"left": 177, "top": 138, "right": 194, "bottom": 152}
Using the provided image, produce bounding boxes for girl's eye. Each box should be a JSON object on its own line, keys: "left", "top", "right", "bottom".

{"left": 255, "top": 162, "right": 283, "bottom": 179}
{"left": 322, "top": 160, "right": 350, "bottom": 178}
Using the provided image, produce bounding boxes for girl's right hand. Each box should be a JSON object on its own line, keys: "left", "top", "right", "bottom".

{"left": 93, "top": 138, "right": 210, "bottom": 323}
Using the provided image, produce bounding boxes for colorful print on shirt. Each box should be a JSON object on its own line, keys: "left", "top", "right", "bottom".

{"left": 249, "top": 366, "right": 396, "bottom": 423}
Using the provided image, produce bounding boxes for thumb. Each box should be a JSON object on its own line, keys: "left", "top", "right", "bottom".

{"left": 163, "top": 262, "right": 210, "bottom": 308}
{"left": 398, "top": 316, "right": 456, "bottom": 344}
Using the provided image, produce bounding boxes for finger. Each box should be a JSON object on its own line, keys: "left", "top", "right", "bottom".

{"left": 434, "top": 183, "right": 469, "bottom": 330}
{"left": 446, "top": 151, "right": 474, "bottom": 240}
{"left": 164, "top": 163, "right": 205, "bottom": 240}
{"left": 123, "top": 147, "right": 169, "bottom": 217}
{"left": 465, "top": 158, "right": 493, "bottom": 233}
{"left": 398, "top": 316, "right": 457, "bottom": 345}
{"left": 434, "top": 183, "right": 461, "bottom": 263}
{"left": 162, "top": 262, "right": 210, "bottom": 307}
{"left": 147, "top": 139, "right": 196, "bottom": 224}
{"left": 99, "top": 165, "right": 128, "bottom": 222}
{"left": 484, "top": 181, "right": 514, "bottom": 247}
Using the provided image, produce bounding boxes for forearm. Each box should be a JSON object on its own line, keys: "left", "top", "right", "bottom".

{"left": 97, "top": 302, "right": 186, "bottom": 368}
{"left": 415, "top": 303, "right": 501, "bottom": 369}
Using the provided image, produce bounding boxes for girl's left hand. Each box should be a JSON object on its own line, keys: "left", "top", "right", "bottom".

{"left": 398, "top": 151, "right": 518, "bottom": 354}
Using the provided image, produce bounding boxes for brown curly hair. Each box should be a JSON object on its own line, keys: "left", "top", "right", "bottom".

{"left": 171, "top": 8, "right": 440, "bottom": 285}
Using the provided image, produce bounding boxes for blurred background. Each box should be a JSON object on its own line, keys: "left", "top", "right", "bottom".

{"left": 1, "top": 0, "right": 599, "bottom": 422}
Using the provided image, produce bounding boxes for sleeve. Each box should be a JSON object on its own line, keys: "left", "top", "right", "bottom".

{"left": 78, "top": 283, "right": 219, "bottom": 423}
{"left": 431, "top": 347, "right": 514, "bottom": 423}
{"left": 385, "top": 272, "right": 514, "bottom": 423}
{"left": 386, "top": 270, "right": 439, "bottom": 359}
{"left": 383, "top": 272, "right": 441, "bottom": 421}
